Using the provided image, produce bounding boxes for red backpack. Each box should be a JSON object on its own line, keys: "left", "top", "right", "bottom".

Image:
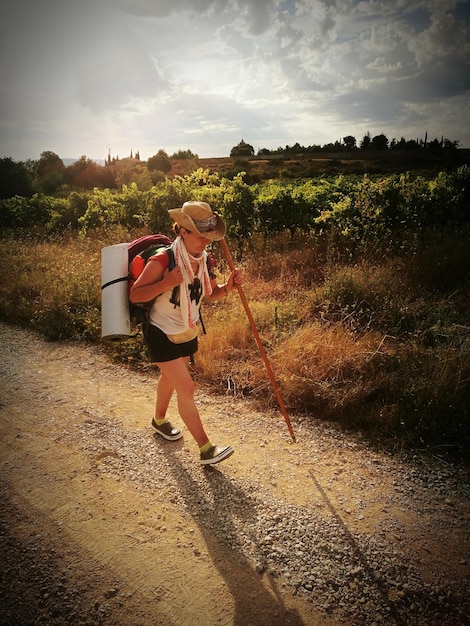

{"left": 127, "top": 234, "right": 173, "bottom": 325}
{"left": 128, "top": 234, "right": 173, "bottom": 297}
{"left": 127, "top": 234, "right": 211, "bottom": 331}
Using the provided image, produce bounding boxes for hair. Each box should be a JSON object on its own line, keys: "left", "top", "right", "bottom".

{"left": 173, "top": 223, "right": 191, "bottom": 236}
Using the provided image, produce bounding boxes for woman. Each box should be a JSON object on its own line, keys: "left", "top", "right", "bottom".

{"left": 130, "top": 201, "right": 242, "bottom": 466}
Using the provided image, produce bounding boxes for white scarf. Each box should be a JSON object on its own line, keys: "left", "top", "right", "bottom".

{"left": 172, "top": 236, "right": 213, "bottom": 329}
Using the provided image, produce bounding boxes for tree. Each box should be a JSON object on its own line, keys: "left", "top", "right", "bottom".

{"left": 342, "top": 135, "right": 357, "bottom": 150}
{"left": 443, "top": 138, "right": 459, "bottom": 150}
{"left": 322, "top": 141, "right": 342, "bottom": 152}
{"left": 73, "top": 161, "right": 116, "bottom": 189}
{"left": 36, "top": 151, "right": 65, "bottom": 193}
{"left": 116, "top": 163, "right": 153, "bottom": 191}
{"left": 36, "top": 151, "right": 65, "bottom": 177}
{"left": 230, "top": 140, "right": 255, "bottom": 157}
{"left": 0, "top": 158, "right": 34, "bottom": 199}
{"left": 147, "top": 150, "right": 171, "bottom": 173}
{"left": 170, "top": 149, "right": 198, "bottom": 160}
{"left": 360, "top": 132, "right": 371, "bottom": 150}
{"left": 65, "top": 156, "right": 93, "bottom": 185}
{"left": 371, "top": 133, "right": 389, "bottom": 150}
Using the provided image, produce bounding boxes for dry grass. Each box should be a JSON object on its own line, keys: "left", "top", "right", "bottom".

{"left": 0, "top": 232, "right": 104, "bottom": 340}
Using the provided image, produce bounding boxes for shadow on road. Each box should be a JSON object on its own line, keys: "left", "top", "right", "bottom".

{"left": 157, "top": 437, "right": 306, "bottom": 626}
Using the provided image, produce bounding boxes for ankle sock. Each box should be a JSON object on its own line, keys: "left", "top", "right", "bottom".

{"left": 154, "top": 417, "right": 167, "bottom": 426}
{"left": 199, "top": 441, "right": 213, "bottom": 454}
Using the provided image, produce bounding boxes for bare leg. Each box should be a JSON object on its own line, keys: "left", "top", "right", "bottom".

{"left": 156, "top": 358, "right": 210, "bottom": 448}
{"left": 155, "top": 370, "right": 175, "bottom": 420}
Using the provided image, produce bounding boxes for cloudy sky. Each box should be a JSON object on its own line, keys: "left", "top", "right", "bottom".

{"left": 1, "top": 0, "right": 469, "bottom": 163}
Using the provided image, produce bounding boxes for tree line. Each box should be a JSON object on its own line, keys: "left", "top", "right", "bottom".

{"left": 0, "top": 129, "right": 462, "bottom": 200}
{"left": 0, "top": 149, "right": 197, "bottom": 199}
{"left": 230, "top": 133, "right": 460, "bottom": 157}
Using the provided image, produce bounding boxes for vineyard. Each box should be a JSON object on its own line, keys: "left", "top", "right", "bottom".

{"left": 1, "top": 165, "right": 469, "bottom": 458}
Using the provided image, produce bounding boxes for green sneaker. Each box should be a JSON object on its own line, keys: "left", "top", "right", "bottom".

{"left": 200, "top": 444, "right": 234, "bottom": 466}
{"left": 151, "top": 418, "right": 183, "bottom": 441}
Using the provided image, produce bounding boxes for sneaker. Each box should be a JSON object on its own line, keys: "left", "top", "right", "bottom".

{"left": 200, "top": 444, "right": 234, "bottom": 466}
{"left": 151, "top": 418, "right": 183, "bottom": 441}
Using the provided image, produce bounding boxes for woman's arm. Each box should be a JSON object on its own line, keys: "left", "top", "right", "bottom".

{"left": 205, "top": 268, "right": 242, "bottom": 302}
{"left": 129, "top": 257, "right": 183, "bottom": 304}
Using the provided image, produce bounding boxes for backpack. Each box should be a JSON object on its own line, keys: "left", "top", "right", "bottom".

{"left": 127, "top": 234, "right": 173, "bottom": 326}
{"left": 127, "top": 234, "right": 211, "bottom": 332}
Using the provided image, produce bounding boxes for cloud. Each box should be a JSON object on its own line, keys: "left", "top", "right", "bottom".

{"left": 408, "top": 9, "right": 470, "bottom": 68}
{"left": 0, "top": 0, "right": 165, "bottom": 114}
{"left": 113, "top": 0, "right": 277, "bottom": 35}
{"left": 111, "top": 0, "right": 229, "bottom": 18}
{"left": 0, "top": 0, "right": 469, "bottom": 160}
{"left": 367, "top": 57, "right": 403, "bottom": 73}
{"left": 72, "top": 20, "right": 166, "bottom": 111}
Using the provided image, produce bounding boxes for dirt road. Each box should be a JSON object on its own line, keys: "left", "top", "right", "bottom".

{"left": 1, "top": 322, "right": 469, "bottom": 625}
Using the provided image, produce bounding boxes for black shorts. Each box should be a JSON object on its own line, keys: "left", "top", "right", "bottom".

{"left": 145, "top": 323, "right": 198, "bottom": 363}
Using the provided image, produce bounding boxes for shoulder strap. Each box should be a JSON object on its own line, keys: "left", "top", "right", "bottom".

{"left": 166, "top": 247, "right": 176, "bottom": 271}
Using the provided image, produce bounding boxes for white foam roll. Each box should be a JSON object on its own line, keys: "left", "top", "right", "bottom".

{"left": 101, "top": 243, "right": 130, "bottom": 339}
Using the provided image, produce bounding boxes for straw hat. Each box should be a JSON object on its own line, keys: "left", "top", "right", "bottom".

{"left": 168, "top": 201, "right": 226, "bottom": 241}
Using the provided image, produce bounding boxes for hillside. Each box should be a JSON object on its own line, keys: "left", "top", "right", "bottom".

{"left": 196, "top": 150, "right": 470, "bottom": 181}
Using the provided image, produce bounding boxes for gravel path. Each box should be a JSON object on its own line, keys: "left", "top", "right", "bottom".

{"left": 1, "top": 322, "right": 469, "bottom": 625}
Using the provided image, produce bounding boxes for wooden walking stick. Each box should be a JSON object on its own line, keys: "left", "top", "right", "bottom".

{"left": 220, "top": 238, "right": 296, "bottom": 443}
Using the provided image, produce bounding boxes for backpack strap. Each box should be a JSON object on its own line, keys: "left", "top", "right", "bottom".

{"left": 166, "top": 247, "right": 176, "bottom": 270}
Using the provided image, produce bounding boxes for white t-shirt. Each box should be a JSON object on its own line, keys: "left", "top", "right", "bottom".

{"left": 148, "top": 251, "right": 208, "bottom": 335}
